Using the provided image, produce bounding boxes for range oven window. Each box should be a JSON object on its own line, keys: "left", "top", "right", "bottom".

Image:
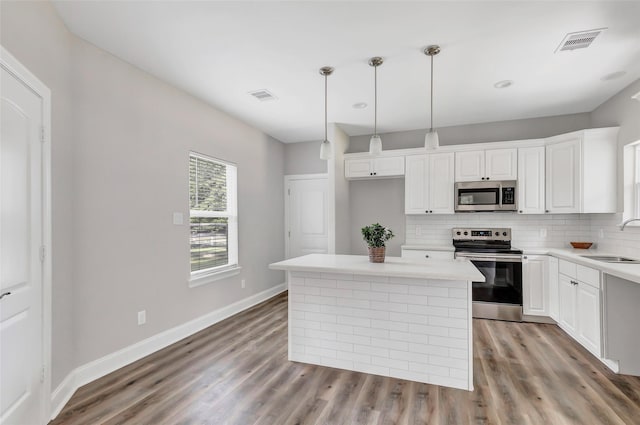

{"left": 469, "top": 259, "right": 522, "bottom": 305}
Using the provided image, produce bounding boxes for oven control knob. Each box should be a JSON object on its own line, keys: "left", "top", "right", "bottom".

{"left": 463, "top": 231, "right": 468, "bottom": 236}
{"left": 456, "top": 231, "right": 461, "bottom": 235}
{"left": 495, "top": 232, "right": 499, "bottom": 236}
{"left": 503, "top": 232, "right": 507, "bottom": 236}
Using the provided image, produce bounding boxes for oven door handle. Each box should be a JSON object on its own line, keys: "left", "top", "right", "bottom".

{"left": 456, "top": 253, "right": 522, "bottom": 263}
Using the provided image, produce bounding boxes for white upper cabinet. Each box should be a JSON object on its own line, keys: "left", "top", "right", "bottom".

{"left": 455, "top": 148, "right": 517, "bottom": 182}
{"left": 545, "top": 128, "right": 618, "bottom": 214}
{"left": 517, "top": 146, "right": 546, "bottom": 214}
{"left": 405, "top": 152, "right": 454, "bottom": 214}
{"left": 485, "top": 148, "right": 518, "bottom": 180}
{"left": 454, "top": 150, "right": 484, "bottom": 181}
{"left": 345, "top": 156, "right": 404, "bottom": 179}
{"left": 546, "top": 139, "right": 581, "bottom": 213}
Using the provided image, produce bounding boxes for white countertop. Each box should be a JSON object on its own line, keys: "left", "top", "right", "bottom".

{"left": 523, "top": 248, "right": 640, "bottom": 284}
{"left": 270, "top": 254, "right": 485, "bottom": 282}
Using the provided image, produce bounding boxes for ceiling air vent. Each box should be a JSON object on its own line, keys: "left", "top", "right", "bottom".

{"left": 555, "top": 28, "right": 606, "bottom": 53}
{"left": 249, "top": 89, "right": 277, "bottom": 101}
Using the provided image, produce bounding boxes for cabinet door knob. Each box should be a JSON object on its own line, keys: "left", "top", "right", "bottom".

{"left": 486, "top": 177, "right": 490, "bottom": 180}
{"left": 523, "top": 256, "right": 528, "bottom": 259}
{"left": 545, "top": 210, "right": 550, "bottom": 213}
{"left": 519, "top": 210, "right": 523, "bottom": 213}
{"left": 425, "top": 210, "right": 429, "bottom": 214}
{"left": 425, "top": 254, "right": 430, "bottom": 258}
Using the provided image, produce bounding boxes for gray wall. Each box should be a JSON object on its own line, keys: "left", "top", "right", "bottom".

{"left": 284, "top": 140, "right": 327, "bottom": 175}
{"left": 2, "top": 0, "right": 285, "bottom": 384}
{"left": 348, "top": 113, "right": 591, "bottom": 153}
{"left": 349, "top": 179, "right": 405, "bottom": 257}
{"left": 591, "top": 78, "right": 640, "bottom": 146}
{"left": 331, "top": 125, "right": 351, "bottom": 255}
{"left": 1, "top": 0, "right": 75, "bottom": 387}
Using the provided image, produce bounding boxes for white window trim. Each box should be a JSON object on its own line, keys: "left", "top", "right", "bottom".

{"left": 188, "top": 152, "right": 239, "bottom": 286}
{"left": 188, "top": 265, "right": 242, "bottom": 288}
{"left": 622, "top": 142, "right": 640, "bottom": 226}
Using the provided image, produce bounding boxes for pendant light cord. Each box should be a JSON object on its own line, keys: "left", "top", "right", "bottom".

{"left": 430, "top": 53, "right": 434, "bottom": 132}
{"left": 324, "top": 73, "right": 328, "bottom": 142}
{"left": 374, "top": 64, "right": 378, "bottom": 136}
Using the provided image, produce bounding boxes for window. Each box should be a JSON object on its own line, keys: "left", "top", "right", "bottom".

{"left": 623, "top": 142, "right": 640, "bottom": 223}
{"left": 189, "top": 152, "right": 238, "bottom": 285}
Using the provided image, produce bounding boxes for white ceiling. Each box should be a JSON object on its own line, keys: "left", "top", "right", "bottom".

{"left": 52, "top": 1, "right": 640, "bottom": 143}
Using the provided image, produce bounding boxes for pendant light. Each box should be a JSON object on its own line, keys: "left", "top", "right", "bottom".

{"left": 319, "top": 66, "right": 334, "bottom": 160}
{"left": 368, "top": 57, "right": 383, "bottom": 155}
{"left": 424, "top": 45, "right": 440, "bottom": 150}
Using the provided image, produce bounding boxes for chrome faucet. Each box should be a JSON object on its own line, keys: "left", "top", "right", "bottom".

{"left": 620, "top": 218, "right": 640, "bottom": 231}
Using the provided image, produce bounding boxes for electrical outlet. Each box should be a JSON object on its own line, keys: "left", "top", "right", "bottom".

{"left": 599, "top": 229, "right": 604, "bottom": 239}
{"left": 137, "top": 310, "right": 146, "bottom": 325}
{"left": 539, "top": 228, "right": 547, "bottom": 238}
{"left": 241, "top": 279, "right": 246, "bottom": 289}
{"left": 416, "top": 225, "right": 422, "bottom": 236}
{"left": 172, "top": 212, "right": 183, "bottom": 225}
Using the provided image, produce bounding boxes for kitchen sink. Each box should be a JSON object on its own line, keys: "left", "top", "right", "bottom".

{"left": 580, "top": 255, "right": 640, "bottom": 264}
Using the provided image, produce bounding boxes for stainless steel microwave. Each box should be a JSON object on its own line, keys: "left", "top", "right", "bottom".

{"left": 455, "top": 180, "right": 517, "bottom": 212}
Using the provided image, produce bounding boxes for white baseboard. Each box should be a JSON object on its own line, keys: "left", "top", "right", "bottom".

{"left": 50, "top": 283, "right": 286, "bottom": 420}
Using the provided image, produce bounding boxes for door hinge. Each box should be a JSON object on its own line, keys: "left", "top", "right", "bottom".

{"left": 40, "top": 366, "right": 45, "bottom": 383}
{"left": 288, "top": 189, "right": 290, "bottom": 195}
{"left": 39, "top": 245, "right": 46, "bottom": 263}
{"left": 288, "top": 231, "right": 291, "bottom": 238}
{"left": 40, "top": 126, "right": 45, "bottom": 143}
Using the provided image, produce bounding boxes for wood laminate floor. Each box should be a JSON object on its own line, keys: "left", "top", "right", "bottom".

{"left": 51, "top": 292, "right": 640, "bottom": 425}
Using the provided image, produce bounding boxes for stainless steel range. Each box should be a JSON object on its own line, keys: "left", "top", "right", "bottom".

{"left": 453, "top": 228, "right": 523, "bottom": 322}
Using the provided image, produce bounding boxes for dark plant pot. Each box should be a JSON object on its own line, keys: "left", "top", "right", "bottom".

{"left": 368, "top": 246, "right": 386, "bottom": 263}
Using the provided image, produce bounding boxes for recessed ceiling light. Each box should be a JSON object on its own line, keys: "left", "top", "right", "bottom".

{"left": 353, "top": 102, "right": 368, "bottom": 109}
{"left": 601, "top": 71, "right": 626, "bottom": 81}
{"left": 494, "top": 80, "right": 514, "bottom": 89}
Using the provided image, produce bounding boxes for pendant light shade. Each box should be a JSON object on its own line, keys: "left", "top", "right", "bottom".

{"left": 369, "top": 134, "right": 382, "bottom": 155}
{"left": 424, "top": 45, "right": 440, "bottom": 150}
{"left": 320, "top": 139, "right": 332, "bottom": 160}
{"left": 319, "top": 66, "right": 334, "bottom": 160}
{"left": 369, "top": 57, "right": 384, "bottom": 156}
{"left": 425, "top": 130, "right": 439, "bottom": 150}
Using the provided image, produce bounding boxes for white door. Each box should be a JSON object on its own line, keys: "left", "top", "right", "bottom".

{"left": 1, "top": 59, "right": 46, "bottom": 424}
{"left": 558, "top": 274, "right": 577, "bottom": 336}
{"left": 546, "top": 139, "right": 581, "bottom": 213}
{"left": 522, "top": 255, "right": 548, "bottom": 316}
{"left": 373, "top": 156, "right": 404, "bottom": 177}
{"left": 548, "top": 257, "right": 559, "bottom": 321}
{"left": 404, "top": 155, "right": 428, "bottom": 214}
{"left": 517, "top": 146, "right": 545, "bottom": 214}
{"left": 286, "top": 176, "right": 328, "bottom": 258}
{"left": 454, "top": 150, "right": 484, "bottom": 182}
{"left": 428, "top": 152, "right": 455, "bottom": 213}
{"left": 485, "top": 148, "right": 517, "bottom": 181}
{"left": 576, "top": 282, "right": 602, "bottom": 357}
{"left": 344, "top": 158, "right": 372, "bottom": 178}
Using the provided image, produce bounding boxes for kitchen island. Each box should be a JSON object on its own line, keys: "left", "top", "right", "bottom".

{"left": 269, "top": 254, "right": 484, "bottom": 391}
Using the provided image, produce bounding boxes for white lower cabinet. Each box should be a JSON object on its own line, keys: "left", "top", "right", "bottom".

{"left": 401, "top": 249, "right": 454, "bottom": 260}
{"left": 522, "top": 255, "right": 548, "bottom": 316}
{"left": 548, "top": 256, "right": 559, "bottom": 321}
{"left": 558, "top": 259, "right": 602, "bottom": 357}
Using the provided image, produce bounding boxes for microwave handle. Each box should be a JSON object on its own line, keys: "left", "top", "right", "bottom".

{"left": 498, "top": 183, "right": 503, "bottom": 208}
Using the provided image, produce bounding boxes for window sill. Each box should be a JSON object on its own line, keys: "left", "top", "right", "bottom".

{"left": 189, "top": 266, "right": 242, "bottom": 288}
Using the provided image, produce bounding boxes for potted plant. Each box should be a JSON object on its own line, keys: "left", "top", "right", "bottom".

{"left": 361, "top": 223, "right": 395, "bottom": 263}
